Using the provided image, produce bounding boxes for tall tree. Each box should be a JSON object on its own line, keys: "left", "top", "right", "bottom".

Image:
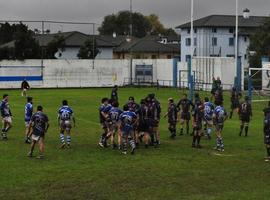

{"left": 98, "top": 11, "right": 151, "bottom": 38}
{"left": 248, "top": 18, "right": 270, "bottom": 68}
{"left": 77, "top": 39, "right": 99, "bottom": 59}
{"left": 146, "top": 14, "right": 166, "bottom": 35}
{"left": 44, "top": 35, "right": 65, "bottom": 59}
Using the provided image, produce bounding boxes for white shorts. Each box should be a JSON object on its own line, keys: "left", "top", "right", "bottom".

{"left": 23, "top": 88, "right": 27, "bottom": 92}
{"left": 3, "top": 117, "right": 12, "bottom": 124}
{"left": 31, "top": 134, "right": 44, "bottom": 142}
{"left": 25, "top": 121, "right": 31, "bottom": 127}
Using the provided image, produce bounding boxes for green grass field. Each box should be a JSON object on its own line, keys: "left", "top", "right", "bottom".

{"left": 0, "top": 88, "right": 270, "bottom": 200}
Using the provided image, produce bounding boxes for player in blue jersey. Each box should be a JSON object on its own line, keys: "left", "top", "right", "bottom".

{"left": 98, "top": 98, "right": 112, "bottom": 148}
{"left": 119, "top": 107, "right": 137, "bottom": 155}
{"left": 27, "top": 105, "right": 49, "bottom": 159}
{"left": 58, "top": 100, "right": 75, "bottom": 149}
{"left": 213, "top": 104, "right": 227, "bottom": 152}
{"left": 108, "top": 101, "right": 122, "bottom": 149}
{"left": 203, "top": 97, "right": 215, "bottom": 140}
{"left": 24, "top": 97, "right": 33, "bottom": 143}
{"left": 0, "top": 94, "right": 12, "bottom": 140}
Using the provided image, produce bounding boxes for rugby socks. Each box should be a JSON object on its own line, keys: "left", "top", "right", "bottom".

{"left": 220, "top": 138, "right": 224, "bottom": 150}
{"left": 66, "top": 135, "right": 71, "bottom": 145}
{"left": 216, "top": 137, "right": 220, "bottom": 149}
{"left": 239, "top": 125, "right": 244, "bottom": 136}
{"left": 245, "top": 126, "right": 249, "bottom": 136}
{"left": 2, "top": 129, "right": 7, "bottom": 139}
{"left": 186, "top": 123, "right": 190, "bottom": 135}
{"left": 197, "top": 136, "right": 201, "bottom": 145}
{"left": 60, "top": 133, "right": 65, "bottom": 144}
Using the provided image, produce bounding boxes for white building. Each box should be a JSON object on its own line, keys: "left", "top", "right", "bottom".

{"left": 176, "top": 15, "right": 269, "bottom": 69}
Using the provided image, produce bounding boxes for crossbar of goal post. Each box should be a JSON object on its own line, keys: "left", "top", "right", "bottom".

{"left": 248, "top": 67, "right": 270, "bottom": 102}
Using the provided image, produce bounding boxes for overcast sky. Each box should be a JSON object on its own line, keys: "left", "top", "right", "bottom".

{"left": 1, "top": 0, "right": 270, "bottom": 33}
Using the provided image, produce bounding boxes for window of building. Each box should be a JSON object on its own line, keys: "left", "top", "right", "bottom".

{"left": 244, "top": 37, "right": 247, "bottom": 42}
{"left": 187, "top": 29, "right": 191, "bottom": 34}
{"left": 244, "top": 54, "right": 247, "bottom": 60}
{"left": 194, "top": 28, "right": 197, "bottom": 33}
{"left": 167, "top": 55, "right": 172, "bottom": 59}
{"left": 194, "top": 38, "right": 197, "bottom": 46}
{"left": 212, "top": 28, "right": 217, "bottom": 33}
{"left": 186, "top": 55, "right": 191, "bottom": 62}
{"left": 151, "top": 55, "right": 157, "bottom": 59}
{"left": 229, "top": 38, "right": 235, "bottom": 46}
{"left": 212, "top": 37, "right": 217, "bottom": 46}
{"left": 186, "top": 38, "right": 191, "bottom": 46}
{"left": 226, "top": 54, "right": 235, "bottom": 57}
{"left": 229, "top": 28, "right": 234, "bottom": 33}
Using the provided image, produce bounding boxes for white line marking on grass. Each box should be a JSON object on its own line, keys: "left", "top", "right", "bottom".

{"left": 211, "top": 152, "right": 234, "bottom": 157}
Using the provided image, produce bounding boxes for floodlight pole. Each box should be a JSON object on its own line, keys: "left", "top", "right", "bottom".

{"left": 129, "top": 0, "right": 133, "bottom": 85}
{"left": 188, "top": 0, "right": 194, "bottom": 101}
{"left": 235, "top": 0, "right": 239, "bottom": 89}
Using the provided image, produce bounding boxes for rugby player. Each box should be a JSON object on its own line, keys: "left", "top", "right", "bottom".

{"left": 21, "top": 79, "right": 30, "bottom": 97}
{"left": 119, "top": 107, "right": 137, "bottom": 155}
{"left": 192, "top": 103, "right": 204, "bottom": 148}
{"left": 238, "top": 96, "right": 252, "bottom": 137}
{"left": 164, "top": 98, "right": 178, "bottom": 139}
{"left": 177, "top": 93, "right": 194, "bottom": 135}
{"left": 111, "top": 85, "right": 118, "bottom": 102}
{"left": 229, "top": 87, "right": 242, "bottom": 119}
{"left": 24, "top": 97, "right": 33, "bottom": 143}
{"left": 0, "top": 94, "right": 12, "bottom": 140}
{"left": 213, "top": 103, "right": 227, "bottom": 152}
{"left": 98, "top": 98, "right": 112, "bottom": 148}
{"left": 214, "top": 87, "right": 224, "bottom": 106}
{"left": 58, "top": 100, "right": 75, "bottom": 149}
{"left": 203, "top": 97, "right": 214, "bottom": 140}
{"left": 263, "top": 102, "right": 270, "bottom": 162}
{"left": 27, "top": 105, "right": 49, "bottom": 159}
{"left": 108, "top": 101, "right": 122, "bottom": 149}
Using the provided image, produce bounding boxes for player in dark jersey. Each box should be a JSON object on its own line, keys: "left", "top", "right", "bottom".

{"left": 111, "top": 85, "right": 118, "bottom": 102}
{"left": 21, "top": 79, "right": 30, "bottom": 97}
{"left": 192, "top": 104, "right": 204, "bottom": 148}
{"left": 58, "top": 100, "right": 75, "bottom": 149}
{"left": 27, "top": 106, "right": 49, "bottom": 159}
{"left": 108, "top": 101, "right": 122, "bottom": 149}
{"left": 213, "top": 104, "right": 227, "bottom": 152}
{"left": 194, "top": 93, "right": 202, "bottom": 108}
{"left": 24, "top": 97, "right": 33, "bottom": 143}
{"left": 177, "top": 93, "right": 194, "bottom": 135}
{"left": 119, "top": 108, "right": 137, "bottom": 155}
{"left": 137, "top": 99, "right": 151, "bottom": 148}
{"left": 263, "top": 102, "right": 270, "bottom": 162}
{"left": 214, "top": 87, "right": 224, "bottom": 106}
{"left": 211, "top": 76, "right": 222, "bottom": 100}
{"left": 238, "top": 96, "right": 252, "bottom": 137}
{"left": 148, "top": 94, "right": 161, "bottom": 146}
{"left": 229, "top": 87, "right": 242, "bottom": 119}
{"left": 98, "top": 98, "right": 112, "bottom": 148}
{"left": 164, "top": 98, "right": 178, "bottom": 139}
{"left": 0, "top": 94, "right": 12, "bottom": 140}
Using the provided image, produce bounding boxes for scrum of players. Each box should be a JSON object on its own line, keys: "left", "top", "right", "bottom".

{"left": 1, "top": 78, "right": 270, "bottom": 161}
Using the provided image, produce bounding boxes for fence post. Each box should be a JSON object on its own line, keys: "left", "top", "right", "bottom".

{"left": 173, "top": 58, "right": 179, "bottom": 87}
{"left": 237, "top": 56, "right": 242, "bottom": 91}
{"left": 248, "top": 75, "right": 252, "bottom": 100}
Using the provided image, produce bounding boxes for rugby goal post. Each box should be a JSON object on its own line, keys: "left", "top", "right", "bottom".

{"left": 248, "top": 63, "right": 270, "bottom": 102}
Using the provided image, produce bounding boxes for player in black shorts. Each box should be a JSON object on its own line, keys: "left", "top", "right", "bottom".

{"left": 192, "top": 103, "right": 204, "bottom": 148}
{"left": 177, "top": 94, "right": 194, "bottom": 135}
{"left": 263, "top": 102, "right": 270, "bottom": 162}
{"left": 148, "top": 94, "right": 161, "bottom": 145}
{"left": 238, "top": 96, "right": 252, "bottom": 137}
{"left": 164, "top": 98, "right": 178, "bottom": 139}
{"left": 137, "top": 99, "right": 151, "bottom": 148}
{"left": 229, "top": 87, "right": 242, "bottom": 119}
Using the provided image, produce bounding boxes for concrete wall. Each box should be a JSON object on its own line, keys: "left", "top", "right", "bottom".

{"left": 0, "top": 59, "right": 174, "bottom": 88}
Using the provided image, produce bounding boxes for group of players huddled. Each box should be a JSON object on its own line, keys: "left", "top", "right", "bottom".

{"left": 99, "top": 86, "right": 161, "bottom": 155}
{"left": 2, "top": 79, "right": 270, "bottom": 161}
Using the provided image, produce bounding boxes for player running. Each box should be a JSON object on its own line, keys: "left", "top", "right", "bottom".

{"left": 0, "top": 94, "right": 12, "bottom": 140}
{"left": 229, "top": 87, "right": 242, "bottom": 119}
{"left": 263, "top": 102, "right": 270, "bottom": 162}
{"left": 213, "top": 104, "right": 227, "bottom": 152}
{"left": 119, "top": 107, "right": 137, "bottom": 155}
{"left": 27, "top": 105, "right": 49, "bottom": 159}
{"left": 108, "top": 101, "right": 122, "bottom": 149}
{"left": 164, "top": 98, "right": 178, "bottom": 139}
{"left": 21, "top": 79, "right": 30, "bottom": 97}
{"left": 192, "top": 103, "right": 204, "bottom": 148}
{"left": 203, "top": 97, "right": 215, "bottom": 140}
{"left": 177, "top": 93, "right": 194, "bottom": 135}
{"left": 58, "top": 100, "right": 75, "bottom": 149}
{"left": 24, "top": 97, "right": 34, "bottom": 143}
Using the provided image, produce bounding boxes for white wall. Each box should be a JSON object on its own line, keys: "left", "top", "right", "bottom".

{"left": 0, "top": 59, "right": 174, "bottom": 88}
